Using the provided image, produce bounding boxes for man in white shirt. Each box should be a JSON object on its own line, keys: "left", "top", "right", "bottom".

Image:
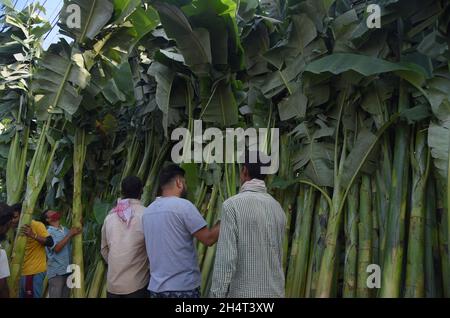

{"left": 101, "top": 176, "right": 150, "bottom": 298}
{"left": 0, "top": 203, "right": 14, "bottom": 298}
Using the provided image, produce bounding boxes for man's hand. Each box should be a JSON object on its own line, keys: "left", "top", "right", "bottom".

{"left": 20, "top": 225, "right": 34, "bottom": 238}
{"left": 194, "top": 223, "right": 220, "bottom": 247}
{"left": 54, "top": 227, "right": 81, "bottom": 253}
{"left": 69, "top": 227, "right": 82, "bottom": 237}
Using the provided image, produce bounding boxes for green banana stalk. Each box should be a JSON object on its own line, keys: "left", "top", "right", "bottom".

{"left": 87, "top": 260, "right": 106, "bottom": 298}
{"left": 356, "top": 174, "right": 373, "bottom": 297}
{"left": 343, "top": 183, "right": 359, "bottom": 297}
{"left": 380, "top": 81, "right": 410, "bottom": 298}
{"left": 8, "top": 120, "right": 58, "bottom": 297}
{"left": 307, "top": 194, "right": 329, "bottom": 297}
{"left": 72, "top": 128, "right": 87, "bottom": 298}
{"left": 6, "top": 127, "right": 29, "bottom": 205}
{"left": 285, "top": 185, "right": 305, "bottom": 297}
{"left": 424, "top": 177, "right": 442, "bottom": 297}
{"left": 405, "top": 127, "right": 430, "bottom": 297}
{"left": 288, "top": 187, "right": 316, "bottom": 297}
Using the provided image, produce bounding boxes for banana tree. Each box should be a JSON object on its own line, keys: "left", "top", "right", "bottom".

{"left": 8, "top": 119, "right": 60, "bottom": 297}
{"left": 152, "top": 0, "right": 244, "bottom": 129}
{"left": 0, "top": 2, "right": 50, "bottom": 204}
{"left": 70, "top": 128, "right": 87, "bottom": 297}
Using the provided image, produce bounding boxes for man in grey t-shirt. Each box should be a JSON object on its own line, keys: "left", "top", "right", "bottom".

{"left": 142, "top": 164, "right": 220, "bottom": 298}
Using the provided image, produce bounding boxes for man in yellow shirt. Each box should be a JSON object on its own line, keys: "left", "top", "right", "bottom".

{"left": 20, "top": 219, "right": 54, "bottom": 298}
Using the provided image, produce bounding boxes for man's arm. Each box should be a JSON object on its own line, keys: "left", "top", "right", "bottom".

{"left": 21, "top": 225, "right": 53, "bottom": 247}
{"left": 184, "top": 201, "right": 219, "bottom": 246}
{"left": 53, "top": 228, "right": 82, "bottom": 254}
{"left": 193, "top": 221, "right": 220, "bottom": 247}
{"left": 0, "top": 278, "right": 9, "bottom": 298}
{"left": 209, "top": 203, "right": 238, "bottom": 298}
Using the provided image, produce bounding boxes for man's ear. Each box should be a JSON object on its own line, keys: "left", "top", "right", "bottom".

{"left": 175, "top": 177, "right": 183, "bottom": 189}
{"left": 241, "top": 165, "right": 248, "bottom": 178}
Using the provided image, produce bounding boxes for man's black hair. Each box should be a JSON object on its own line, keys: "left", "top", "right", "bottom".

{"left": 40, "top": 209, "right": 50, "bottom": 226}
{"left": 11, "top": 203, "right": 22, "bottom": 214}
{"left": 121, "top": 176, "right": 143, "bottom": 199}
{"left": 0, "top": 203, "right": 13, "bottom": 226}
{"left": 158, "top": 164, "right": 185, "bottom": 191}
{"left": 242, "top": 150, "right": 270, "bottom": 181}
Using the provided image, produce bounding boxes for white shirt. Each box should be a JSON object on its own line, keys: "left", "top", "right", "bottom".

{"left": 101, "top": 199, "right": 149, "bottom": 294}
{"left": 0, "top": 245, "right": 10, "bottom": 279}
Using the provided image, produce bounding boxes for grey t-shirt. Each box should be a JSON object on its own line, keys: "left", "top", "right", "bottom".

{"left": 142, "top": 196, "right": 207, "bottom": 292}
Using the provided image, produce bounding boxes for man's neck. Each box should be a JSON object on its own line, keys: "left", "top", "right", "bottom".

{"left": 161, "top": 191, "right": 179, "bottom": 198}
{"left": 240, "top": 177, "right": 252, "bottom": 186}
{"left": 49, "top": 221, "right": 60, "bottom": 228}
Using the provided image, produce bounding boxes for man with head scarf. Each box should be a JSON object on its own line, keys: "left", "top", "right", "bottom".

{"left": 101, "top": 176, "right": 150, "bottom": 298}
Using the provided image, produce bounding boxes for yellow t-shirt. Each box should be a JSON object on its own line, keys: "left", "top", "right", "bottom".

{"left": 22, "top": 220, "right": 48, "bottom": 276}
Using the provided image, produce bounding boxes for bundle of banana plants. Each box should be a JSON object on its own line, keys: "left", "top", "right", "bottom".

{"left": 2, "top": 0, "right": 450, "bottom": 299}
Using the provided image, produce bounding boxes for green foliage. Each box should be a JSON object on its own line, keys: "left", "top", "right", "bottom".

{"left": 1, "top": 0, "right": 450, "bottom": 298}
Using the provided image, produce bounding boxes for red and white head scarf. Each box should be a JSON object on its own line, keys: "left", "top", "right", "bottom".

{"left": 112, "top": 199, "right": 134, "bottom": 227}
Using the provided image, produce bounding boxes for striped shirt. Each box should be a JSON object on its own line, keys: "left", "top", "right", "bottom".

{"left": 210, "top": 179, "right": 286, "bottom": 298}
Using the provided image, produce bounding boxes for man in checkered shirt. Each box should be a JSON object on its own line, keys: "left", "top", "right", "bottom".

{"left": 210, "top": 152, "right": 286, "bottom": 298}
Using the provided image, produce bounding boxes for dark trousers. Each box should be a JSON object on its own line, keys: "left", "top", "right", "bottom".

{"left": 48, "top": 275, "right": 70, "bottom": 298}
{"left": 149, "top": 287, "right": 201, "bottom": 298}
{"left": 107, "top": 287, "right": 150, "bottom": 298}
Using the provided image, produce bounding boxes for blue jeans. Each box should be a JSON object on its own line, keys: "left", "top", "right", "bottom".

{"left": 20, "top": 272, "right": 46, "bottom": 298}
